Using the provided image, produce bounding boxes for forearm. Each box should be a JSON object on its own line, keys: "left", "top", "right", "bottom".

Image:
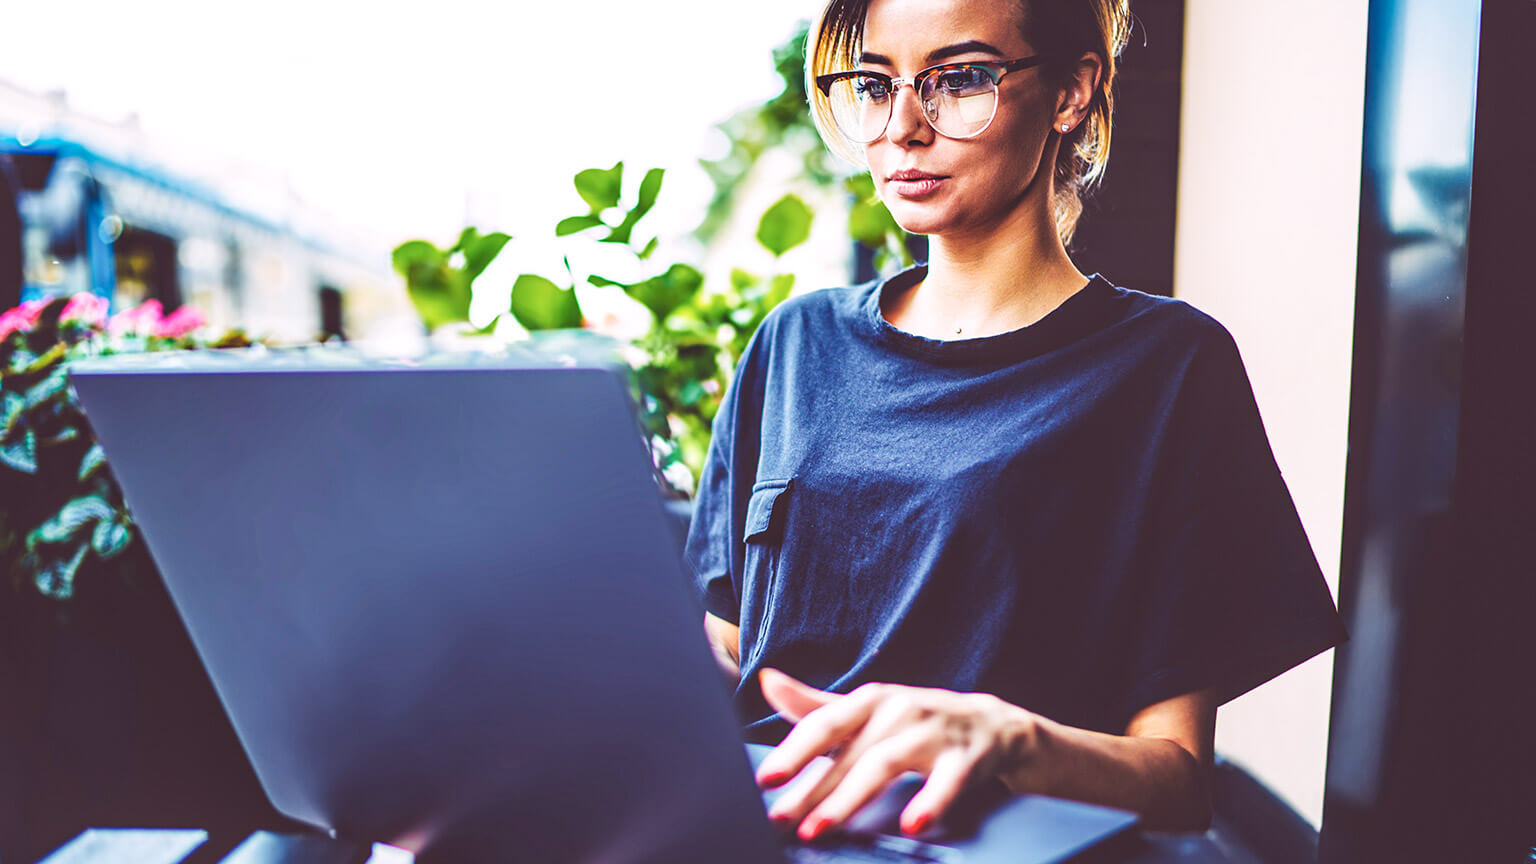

{"left": 703, "top": 614, "right": 741, "bottom": 682}
{"left": 993, "top": 701, "right": 1212, "bottom": 831}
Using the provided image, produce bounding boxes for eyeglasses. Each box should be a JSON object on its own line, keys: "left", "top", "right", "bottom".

{"left": 815, "top": 56, "right": 1052, "bottom": 144}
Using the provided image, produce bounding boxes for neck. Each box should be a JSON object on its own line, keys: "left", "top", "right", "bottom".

{"left": 886, "top": 176, "right": 1089, "bottom": 340}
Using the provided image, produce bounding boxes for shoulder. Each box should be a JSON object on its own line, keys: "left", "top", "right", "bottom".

{"left": 1094, "top": 279, "right": 1245, "bottom": 369}
{"left": 762, "top": 282, "right": 870, "bottom": 332}
{"left": 1100, "top": 280, "right": 1234, "bottom": 345}
{"left": 743, "top": 281, "right": 876, "bottom": 358}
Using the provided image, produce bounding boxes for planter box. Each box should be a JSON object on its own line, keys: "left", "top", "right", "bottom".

{"left": 0, "top": 544, "right": 300, "bottom": 862}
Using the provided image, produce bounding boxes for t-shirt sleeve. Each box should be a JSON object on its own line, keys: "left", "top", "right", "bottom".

{"left": 683, "top": 314, "right": 775, "bottom": 625}
{"left": 1120, "top": 323, "right": 1348, "bottom": 722}
{"left": 687, "top": 432, "right": 741, "bottom": 623}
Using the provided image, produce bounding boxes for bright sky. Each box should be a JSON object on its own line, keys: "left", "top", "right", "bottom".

{"left": 3, "top": 0, "right": 817, "bottom": 250}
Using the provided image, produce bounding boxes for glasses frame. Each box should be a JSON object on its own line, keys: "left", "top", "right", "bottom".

{"left": 815, "top": 56, "right": 1053, "bottom": 144}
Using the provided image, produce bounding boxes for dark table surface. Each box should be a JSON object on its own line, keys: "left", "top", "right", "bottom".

{"left": 35, "top": 825, "right": 1260, "bottom": 864}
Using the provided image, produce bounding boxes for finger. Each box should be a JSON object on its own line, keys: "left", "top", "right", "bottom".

{"left": 758, "top": 667, "right": 836, "bottom": 722}
{"left": 765, "top": 693, "right": 909, "bottom": 826}
{"left": 802, "top": 731, "right": 936, "bottom": 837}
{"left": 757, "top": 683, "right": 884, "bottom": 787}
{"left": 898, "top": 749, "right": 975, "bottom": 836}
{"left": 764, "top": 754, "right": 835, "bottom": 830}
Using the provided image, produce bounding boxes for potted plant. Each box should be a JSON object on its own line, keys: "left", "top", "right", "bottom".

{"left": 0, "top": 296, "right": 298, "bottom": 861}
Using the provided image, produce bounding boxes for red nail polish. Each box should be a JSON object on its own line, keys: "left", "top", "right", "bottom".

{"left": 906, "top": 813, "right": 931, "bottom": 835}
{"left": 758, "top": 770, "right": 788, "bottom": 787}
{"left": 799, "top": 816, "right": 830, "bottom": 842}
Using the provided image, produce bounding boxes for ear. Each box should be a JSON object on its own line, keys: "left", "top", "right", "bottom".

{"left": 1055, "top": 51, "right": 1104, "bottom": 134}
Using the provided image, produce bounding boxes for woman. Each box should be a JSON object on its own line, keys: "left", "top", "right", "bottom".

{"left": 685, "top": 0, "right": 1346, "bottom": 842}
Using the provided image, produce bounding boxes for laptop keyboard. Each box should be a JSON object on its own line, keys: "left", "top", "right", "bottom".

{"left": 786, "top": 834, "right": 964, "bottom": 863}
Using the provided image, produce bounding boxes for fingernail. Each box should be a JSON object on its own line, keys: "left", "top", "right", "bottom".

{"left": 799, "top": 816, "right": 832, "bottom": 842}
{"left": 905, "top": 813, "right": 931, "bottom": 835}
{"left": 757, "top": 767, "right": 788, "bottom": 787}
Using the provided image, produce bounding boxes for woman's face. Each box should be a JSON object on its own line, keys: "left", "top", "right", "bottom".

{"left": 859, "top": 0, "right": 1063, "bottom": 239}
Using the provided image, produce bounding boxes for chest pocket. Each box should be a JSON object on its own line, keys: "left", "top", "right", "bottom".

{"left": 742, "top": 478, "right": 793, "bottom": 668}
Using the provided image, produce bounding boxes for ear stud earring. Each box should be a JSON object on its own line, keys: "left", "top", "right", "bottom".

{"left": 1060, "top": 123, "right": 1070, "bottom": 132}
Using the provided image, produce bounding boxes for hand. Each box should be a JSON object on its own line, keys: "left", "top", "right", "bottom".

{"left": 753, "top": 668, "right": 1037, "bottom": 842}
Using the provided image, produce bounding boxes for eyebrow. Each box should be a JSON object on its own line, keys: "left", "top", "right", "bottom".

{"left": 859, "top": 40, "right": 1007, "bottom": 67}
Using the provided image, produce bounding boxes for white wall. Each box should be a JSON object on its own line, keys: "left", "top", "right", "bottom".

{"left": 1173, "top": 0, "right": 1369, "bottom": 826}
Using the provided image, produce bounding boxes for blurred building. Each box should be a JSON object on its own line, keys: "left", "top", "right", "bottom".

{"left": 0, "top": 80, "right": 412, "bottom": 343}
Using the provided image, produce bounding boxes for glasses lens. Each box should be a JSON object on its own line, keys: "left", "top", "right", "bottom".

{"left": 920, "top": 65, "right": 998, "bottom": 138}
{"left": 825, "top": 74, "right": 892, "bottom": 144}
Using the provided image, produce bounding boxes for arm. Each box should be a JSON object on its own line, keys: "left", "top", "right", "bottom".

{"left": 754, "top": 669, "right": 1215, "bottom": 840}
{"left": 704, "top": 612, "right": 741, "bottom": 681}
{"left": 995, "top": 688, "right": 1215, "bottom": 830}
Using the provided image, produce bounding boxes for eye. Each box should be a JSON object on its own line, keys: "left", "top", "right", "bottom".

{"left": 934, "top": 66, "right": 990, "bottom": 94}
{"left": 852, "top": 75, "right": 891, "bottom": 100}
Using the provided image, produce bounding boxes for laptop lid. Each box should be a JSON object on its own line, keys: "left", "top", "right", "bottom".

{"left": 70, "top": 355, "right": 783, "bottom": 863}
{"left": 71, "top": 352, "right": 1141, "bottom": 864}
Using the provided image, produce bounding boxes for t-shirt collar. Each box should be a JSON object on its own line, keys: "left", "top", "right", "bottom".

{"left": 862, "top": 264, "right": 1119, "bottom": 364}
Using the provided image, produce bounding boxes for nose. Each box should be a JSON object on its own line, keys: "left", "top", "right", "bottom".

{"left": 884, "top": 81, "right": 935, "bottom": 147}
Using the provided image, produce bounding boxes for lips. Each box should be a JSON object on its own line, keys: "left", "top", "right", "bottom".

{"left": 886, "top": 169, "right": 948, "bottom": 199}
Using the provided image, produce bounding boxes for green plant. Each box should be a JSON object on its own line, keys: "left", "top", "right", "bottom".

{"left": 699, "top": 22, "right": 915, "bottom": 273}
{"left": 391, "top": 228, "right": 512, "bottom": 333}
{"left": 390, "top": 26, "right": 919, "bottom": 491}
{"left": 0, "top": 295, "right": 250, "bottom": 599}
{"left": 391, "top": 159, "right": 813, "bottom": 492}
{"left": 531, "top": 163, "right": 812, "bottom": 489}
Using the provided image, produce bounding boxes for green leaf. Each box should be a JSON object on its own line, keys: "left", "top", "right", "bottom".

{"left": 730, "top": 268, "right": 758, "bottom": 292}
{"left": 40, "top": 427, "right": 78, "bottom": 446}
{"left": 391, "top": 239, "right": 444, "bottom": 276}
{"left": 635, "top": 168, "right": 665, "bottom": 218}
{"left": 7, "top": 347, "right": 38, "bottom": 373}
{"left": 0, "top": 430, "right": 36, "bottom": 474}
{"left": 30, "top": 494, "right": 113, "bottom": 545}
{"left": 23, "top": 367, "right": 69, "bottom": 410}
{"left": 674, "top": 342, "right": 721, "bottom": 380}
{"left": 556, "top": 215, "right": 605, "bottom": 237}
{"left": 638, "top": 237, "right": 660, "bottom": 260}
{"left": 756, "top": 194, "right": 814, "bottom": 256}
{"left": 78, "top": 443, "right": 106, "bottom": 482}
{"left": 626, "top": 264, "right": 703, "bottom": 323}
{"left": 33, "top": 542, "right": 87, "bottom": 600}
{"left": 510, "top": 274, "right": 584, "bottom": 331}
{"left": 393, "top": 240, "right": 472, "bottom": 331}
{"left": 574, "top": 162, "right": 624, "bottom": 213}
{"left": 603, "top": 209, "right": 643, "bottom": 245}
{"left": 586, "top": 274, "right": 630, "bottom": 289}
{"left": 453, "top": 227, "right": 480, "bottom": 252}
{"left": 679, "top": 379, "right": 707, "bottom": 407}
{"left": 91, "top": 516, "right": 132, "bottom": 558}
{"left": 850, "top": 197, "right": 900, "bottom": 248}
{"left": 461, "top": 231, "right": 511, "bottom": 283}
{"left": 22, "top": 343, "right": 66, "bottom": 376}
{"left": 1, "top": 391, "right": 23, "bottom": 439}
{"left": 767, "top": 273, "right": 796, "bottom": 306}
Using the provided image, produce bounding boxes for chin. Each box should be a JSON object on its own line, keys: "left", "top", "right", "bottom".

{"left": 885, "top": 202, "right": 956, "bottom": 238}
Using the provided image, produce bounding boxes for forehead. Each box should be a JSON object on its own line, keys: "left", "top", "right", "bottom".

{"left": 861, "top": 0, "right": 1030, "bottom": 59}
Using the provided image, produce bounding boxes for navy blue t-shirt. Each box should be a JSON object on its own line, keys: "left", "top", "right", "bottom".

{"left": 685, "top": 266, "right": 1347, "bottom": 744}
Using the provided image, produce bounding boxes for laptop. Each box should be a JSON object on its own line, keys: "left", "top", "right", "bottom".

{"left": 69, "top": 352, "right": 1139, "bottom": 863}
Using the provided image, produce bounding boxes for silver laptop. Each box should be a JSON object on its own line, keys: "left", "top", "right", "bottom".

{"left": 70, "top": 352, "right": 1138, "bottom": 863}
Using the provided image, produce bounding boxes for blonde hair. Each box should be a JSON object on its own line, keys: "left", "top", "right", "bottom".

{"left": 806, "top": 0, "right": 1132, "bottom": 246}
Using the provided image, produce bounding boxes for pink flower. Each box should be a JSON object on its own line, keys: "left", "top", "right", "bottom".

{"left": 153, "top": 305, "right": 207, "bottom": 339}
{"left": 59, "top": 293, "right": 109, "bottom": 328}
{"left": 108, "top": 300, "right": 164, "bottom": 336}
{"left": 0, "top": 300, "right": 47, "bottom": 340}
